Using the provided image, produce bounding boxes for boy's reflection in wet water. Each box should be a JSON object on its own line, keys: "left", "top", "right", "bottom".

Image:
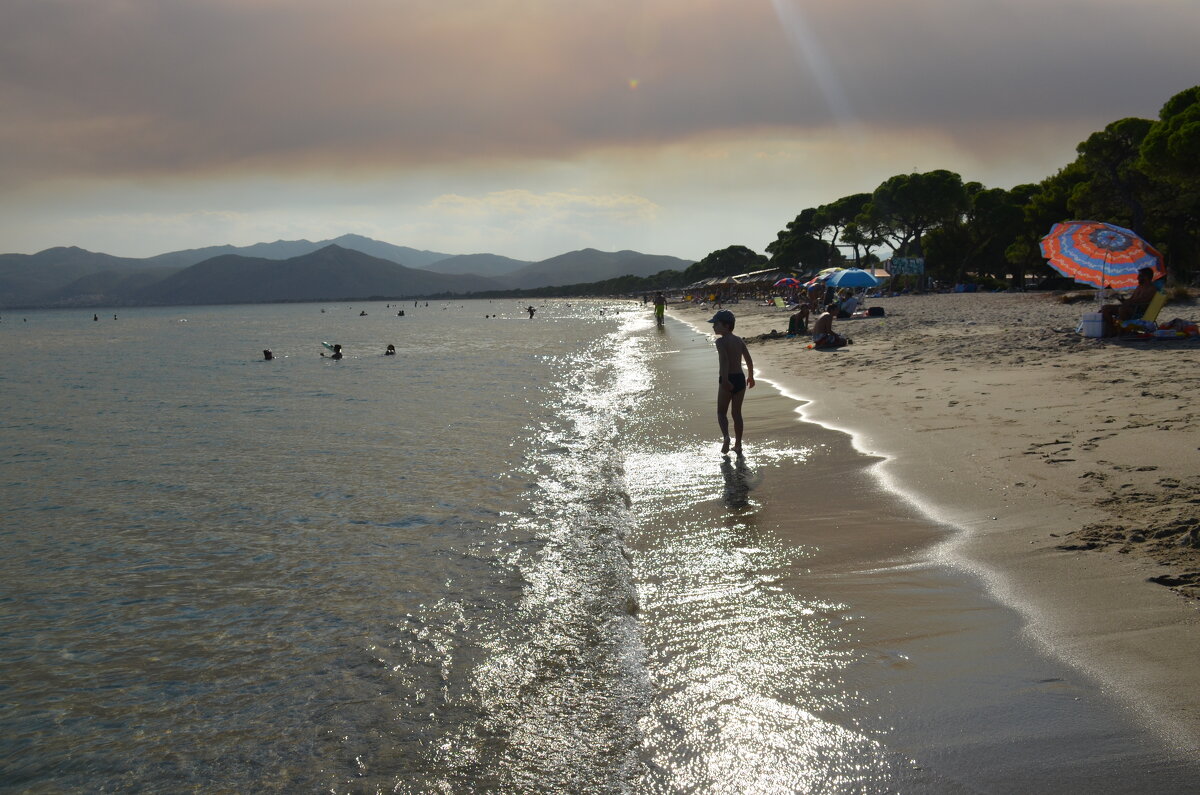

{"left": 720, "top": 454, "right": 759, "bottom": 509}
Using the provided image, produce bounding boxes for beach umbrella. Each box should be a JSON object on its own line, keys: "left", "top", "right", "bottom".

{"left": 824, "top": 268, "right": 880, "bottom": 288}
{"left": 773, "top": 277, "right": 802, "bottom": 288}
{"left": 1039, "top": 221, "right": 1165, "bottom": 290}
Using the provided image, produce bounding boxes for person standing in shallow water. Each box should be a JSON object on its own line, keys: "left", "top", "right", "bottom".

{"left": 708, "top": 309, "right": 754, "bottom": 455}
{"left": 527, "top": 305, "right": 536, "bottom": 319}
{"left": 653, "top": 291, "right": 666, "bottom": 326}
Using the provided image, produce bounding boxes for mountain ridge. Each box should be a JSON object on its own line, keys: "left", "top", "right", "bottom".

{"left": 0, "top": 235, "right": 696, "bottom": 308}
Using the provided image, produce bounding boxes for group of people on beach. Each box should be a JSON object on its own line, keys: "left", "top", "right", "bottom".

{"left": 786, "top": 289, "right": 856, "bottom": 348}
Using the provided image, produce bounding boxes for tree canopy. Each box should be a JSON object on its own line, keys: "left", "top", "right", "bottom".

{"left": 754, "top": 84, "right": 1200, "bottom": 286}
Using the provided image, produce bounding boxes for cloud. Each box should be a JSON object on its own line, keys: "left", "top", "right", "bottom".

{"left": 3, "top": 0, "right": 1195, "bottom": 189}
{"left": 427, "top": 189, "right": 658, "bottom": 223}
{"left": 406, "top": 189, "right": 660, "bottom": 257}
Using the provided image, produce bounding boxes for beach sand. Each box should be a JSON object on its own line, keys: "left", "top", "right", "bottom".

{"left": 671, "top": 291, "right": 1200, "bottom": 751}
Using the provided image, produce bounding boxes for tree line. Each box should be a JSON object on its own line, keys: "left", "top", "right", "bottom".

{"left": 489, "top": 84, "right": 1197, "bottom": 298}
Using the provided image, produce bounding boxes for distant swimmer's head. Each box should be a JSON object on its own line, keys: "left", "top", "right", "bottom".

{"left": 708, "top": 309, "right": 735, "bottom": 331}
{"left": 263, "top": 349, "right": 274, "bottom": 360}
{"left": 385, "top": 344, "right": 396, "bottom": 355}
{"left": 333, "top": 344, "right": 342, "bottom": 351}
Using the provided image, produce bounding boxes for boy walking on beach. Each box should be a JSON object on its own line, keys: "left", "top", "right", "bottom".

{"left": 709, "top": 310, "right": 755, "bottom": 455}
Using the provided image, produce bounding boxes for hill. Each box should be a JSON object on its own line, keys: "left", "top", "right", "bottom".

{"left": 496, "top": 249, "right": 695, "bottom": 289}
{"left": 134, "top": 245, "right": 496, "bottom": 305}
{"left": 0, "top": 247, "right": 160, "bottom": 308}
{"left": 143, "top": 233, "right": 452, "bottom": 270}
{"left": 423, "top": 253, "right": 532, "bottom": 277}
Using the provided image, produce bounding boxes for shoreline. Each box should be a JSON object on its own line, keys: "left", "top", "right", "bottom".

{"left": 670, "top": 292, "right": 1200, "bottom": 752}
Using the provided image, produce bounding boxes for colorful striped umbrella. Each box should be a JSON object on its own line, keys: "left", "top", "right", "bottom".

{"left": 1039, "top": 221, "right": 1165, "bottom": 290}
{"left": 773, "top": 277, "right": 802, "bottom": 288}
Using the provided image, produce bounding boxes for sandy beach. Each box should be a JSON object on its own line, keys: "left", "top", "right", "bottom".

{"left": 671, "top": 291, "right": 1200, "bottom": 751}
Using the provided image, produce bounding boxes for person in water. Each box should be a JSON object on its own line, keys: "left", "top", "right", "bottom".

{"left": 385, "top": 344, "right": 396, "bottom": 355}
{"left": 709, "top": 310, "right": 755, "bottom": 455}
{"left": 527, "top": 305, "right": 536, "bottom": 319}
{"left": 321, "top": 343, "right": 343, "bottom": 360}
{"left": 263, "top": 349, "right": 274, "bottom": 360}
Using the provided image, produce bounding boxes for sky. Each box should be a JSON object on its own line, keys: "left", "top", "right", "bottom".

{"left": 2, "top": 0, "right": 1198, "bottom": 262}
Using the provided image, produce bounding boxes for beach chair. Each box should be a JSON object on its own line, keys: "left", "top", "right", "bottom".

{"left": 773, "top": 297, "right": 787, "bottom": 310}
{"left": 1143, "top": 291, "right": 1167, "bottom": 323}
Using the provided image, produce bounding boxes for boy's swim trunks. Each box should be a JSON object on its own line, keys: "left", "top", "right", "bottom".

{"left": 721, "top": 372, "right": 747, "bottom": 394}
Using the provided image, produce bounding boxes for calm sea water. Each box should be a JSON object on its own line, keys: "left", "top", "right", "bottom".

{"left": 2, "top": 301, "right": 1196, "bottom": 793}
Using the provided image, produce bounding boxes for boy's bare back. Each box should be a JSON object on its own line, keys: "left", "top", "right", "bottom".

{"left": 715, "top": 333, "right": 747, "bottom": 377}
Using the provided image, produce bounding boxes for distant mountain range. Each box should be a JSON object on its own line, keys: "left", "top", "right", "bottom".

{"left": 0, "top": 234, "right": 694, "bottom": 308}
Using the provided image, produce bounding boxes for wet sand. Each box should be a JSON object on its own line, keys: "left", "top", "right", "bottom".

{"left": 670, "top": 292, "right": 1200, "bottom": 755}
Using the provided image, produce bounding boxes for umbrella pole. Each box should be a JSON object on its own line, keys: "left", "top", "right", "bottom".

{"left": 1098, "top": 250, "right": 1110, "bottom": 303}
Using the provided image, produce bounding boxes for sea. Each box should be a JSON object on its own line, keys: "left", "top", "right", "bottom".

{"left": 1, "top": 300, "right": 1196, "bottom": 793}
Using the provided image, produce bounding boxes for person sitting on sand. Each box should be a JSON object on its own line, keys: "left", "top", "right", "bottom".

{"left": 787, "top": 302, "right": 810, "bottom": 335}
{"left": 837, "top": 293, "right": 860, "bottom": 318}
{"left": 811, "top": 303, "right": 851, "bottom": 348}
{"left": 1101, "top": 267, "right": 1159, "bottom": 333}
{"left": 709, "top": 309, "right": 755, "bottom": 455}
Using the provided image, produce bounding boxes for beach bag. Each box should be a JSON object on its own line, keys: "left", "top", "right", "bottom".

{"left": 867, "top": 306, "right": 885, "bottom": 317}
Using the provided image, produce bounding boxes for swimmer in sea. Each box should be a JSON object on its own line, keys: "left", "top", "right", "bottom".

{"left": 708, "top": 309, "right": 754, "bottom": 455}
{"left": 385, "top": 344, "right": 396, "bottom": 355}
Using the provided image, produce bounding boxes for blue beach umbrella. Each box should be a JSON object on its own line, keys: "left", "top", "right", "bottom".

{"left": 824, "top": 268, "right": 879, "bottom": 288}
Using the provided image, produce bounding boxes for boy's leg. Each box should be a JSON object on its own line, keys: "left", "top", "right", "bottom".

{"left": 730, "top": 390, "right": 746, "bottom": 453}
{"left": 717, "top": 388, "right": 732, "bottom": 453}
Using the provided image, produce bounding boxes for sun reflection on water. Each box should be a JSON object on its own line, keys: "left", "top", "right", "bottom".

{"left": 625, "top": 441, "right": 916, "bottom": 791}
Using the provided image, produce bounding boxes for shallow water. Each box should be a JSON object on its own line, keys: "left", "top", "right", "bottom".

{"left": 1, "top": 301, "right": 1194, "bottom": 792}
